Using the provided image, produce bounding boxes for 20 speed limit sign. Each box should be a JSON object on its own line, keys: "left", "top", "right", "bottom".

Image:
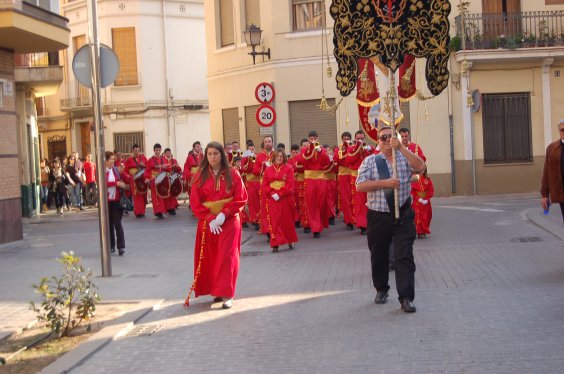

{"left": 256, "top": 104, "right": 276, "bottom": 127}
{"left": 255, "top": 82, "right": 275, "bottom": 104}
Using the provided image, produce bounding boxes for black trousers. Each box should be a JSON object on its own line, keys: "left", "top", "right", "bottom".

{"left": 109, "top": 201, "right": 125, "bottom": 250}
{"left": 366, "top": 205, "right": 416, "bottom": 301}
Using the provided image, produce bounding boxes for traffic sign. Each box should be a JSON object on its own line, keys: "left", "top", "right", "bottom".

{"left": 256, "top": 104, "right": 276, "bottom": 127}
{"left": 255, "top": 82, "right": 275, "bottom": 104}
{"left": 72, "top": 44, "right": 120, "bottom": 88}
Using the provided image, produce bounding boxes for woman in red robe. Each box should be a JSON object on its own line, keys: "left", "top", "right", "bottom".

{"left": 411, "top": 170, "right": 434, "bottom": 238}
{"left": 185, "top": 142, "right": 248, "bottom": 309}
{"left": 261, "top": 149, "right": 298, "bottom": 252}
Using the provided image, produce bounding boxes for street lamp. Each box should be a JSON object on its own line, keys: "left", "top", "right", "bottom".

{"left": 244, "top": 24, "right": 271, "bottom": 65}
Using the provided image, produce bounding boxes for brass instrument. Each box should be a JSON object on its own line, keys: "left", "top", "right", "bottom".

{"left": 348, "top": 140, "right": 356, "bottom": 146}
{"left": 232, "top": 150, "right": 242, "bottom": 157}
{"left": 313, "top": 141, "right": 321, "bottom": 151}
{"left": 250, "top": 155, "right": 256, "bottom": 162}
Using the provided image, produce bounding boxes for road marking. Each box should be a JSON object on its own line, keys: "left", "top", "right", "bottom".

{"left": 436, "top": 206, "right": 504, "bottom": 213}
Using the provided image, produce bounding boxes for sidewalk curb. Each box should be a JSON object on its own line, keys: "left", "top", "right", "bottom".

{"left": 524, "top": 208, "right": 564, "bottom": 241}
{"left": 39, "top": 298, "right": 164, "bottom": 374}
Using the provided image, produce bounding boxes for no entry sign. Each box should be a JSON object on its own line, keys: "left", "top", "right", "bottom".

{"left": 256, "top": 104, "right": 276, "bottom": 127}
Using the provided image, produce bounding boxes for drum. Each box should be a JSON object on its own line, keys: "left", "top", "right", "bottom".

{"left": 169, "top": 173, "right": 183, "bottom": 198}
{"left": 134, "top": 169, "right": 147, "bottom": 194}
{"left": 155, "top": 171, "right": 170, "bottom": 198}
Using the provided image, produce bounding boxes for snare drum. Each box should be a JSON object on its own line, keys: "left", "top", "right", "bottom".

{"left": 155, "top": 171, "right": 170, "bottom": 198}
{"left": 134, "top": 169, "right": 147, "bottom": 194}
{"left": 169, "top": 173, "right": 183, "bottom": 198}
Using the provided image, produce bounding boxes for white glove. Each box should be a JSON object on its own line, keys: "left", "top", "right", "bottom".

{"left": 215, "top": 212, "right": 226, "bottom": 226}
{"left": 315, "top": 147, "right": 322, "bottom": 152}
{"left": 422, "top": 199, "right": 429, "bottom": 205}
{"left": 364, "top": 145, "right": 372, "bottom": 151}
{"left": 418, "top": 198, "right": 424, "bottom": 204}
{"left": 209, "top": 220, "right": 223, "bottom": 235}
{"left": 264, "top": 161, "right": 272, "bottom": 167}
{"left": 242, "top": 150, "right": 253, "bottom": 157}
{"left": 271, "top": 193, "right": 280, "bottom": 201}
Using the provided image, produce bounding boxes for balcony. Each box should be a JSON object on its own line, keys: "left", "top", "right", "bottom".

{"left": 60, "top": 79, "right": 92, "bottom": 113}
{"left": 0, "top": 0, "right": 69, "bottom": 53}
{"left": 14, "top": 52, "right": 63, "bottom": 97}
{"left": 453, "top": 11, "right": 564, "bottom": 51}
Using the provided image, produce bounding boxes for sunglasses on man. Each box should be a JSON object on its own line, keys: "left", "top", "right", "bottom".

{"left": 379, "top": 134, "right": 393, "bottom": 141}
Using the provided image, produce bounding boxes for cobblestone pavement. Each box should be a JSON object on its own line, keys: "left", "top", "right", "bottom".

{"left": 2, "top": 194, "right": 564, "bottom": 372}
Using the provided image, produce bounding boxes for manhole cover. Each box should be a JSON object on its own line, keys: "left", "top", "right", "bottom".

{"left": 126, "top": 274, "right": 160, "bottom": 279}
{"left": 241, "top": 251, "right": 263, "bottom": 257}
{"left": 511, "top": 237, "right": 543, "bottom": 243}
{"left": 123, "top": 324, "right": 161, "bottom": 337}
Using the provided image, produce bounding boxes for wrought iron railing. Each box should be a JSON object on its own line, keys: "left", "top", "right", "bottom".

{"left": 454, "top": 11, "right": 564, "bottom": 50}
{"left": 60, "top": 79, "right": 92, "bottom": 111}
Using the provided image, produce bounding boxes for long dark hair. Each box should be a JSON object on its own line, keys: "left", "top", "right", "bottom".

{"left": 196, "top": 141, "right": 233, "bottom": 191}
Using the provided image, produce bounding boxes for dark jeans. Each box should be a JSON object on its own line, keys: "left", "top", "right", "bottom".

{"left": 109, "top": 201, "right": 125, "bottom": 250}
{"left": 366, "top": 206, "right": 416, "bottom": 301}
{"left": 40, "top": 185, "right": 49, "bottom": 205}
{"left": 85, "top": 182, "right": 98, "bottom": 206}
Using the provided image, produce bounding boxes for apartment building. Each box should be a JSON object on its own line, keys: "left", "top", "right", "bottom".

{"left": 205, "top": 0, "right": 564, "bottom": 196}
{"left": 40, "top": 0, "right": 210, "bottom": 169}
{"left": 0, "top": 0, "right": 69, "bottom": 243}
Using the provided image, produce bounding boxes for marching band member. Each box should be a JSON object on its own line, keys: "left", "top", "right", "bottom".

{"left": 262, "top": 149, "right": 298, "bottom": 252}
{"left": 399, "top": 128, "right": 426, "bottom": 161}
{"left": 163, "top": 148, "right": 182, "bottom": 215}
{"left": 296, "top": 130, "right": 331, "bottom": 238}
{"left": 288, "top": 144, "right": 302, "bottom": 227}
{"left": 253, "top": 136, "right": 274, "bottom": 236}
{"left": 185, "top": 142, "right": 248, "bottom": 309}
{"left": 182, "top": 141, "right": 203, "bottom": 198}
{"left": 324, "top": 145, "right": 339, "bottom": 226}
{"left": 232, "top": 156, "right": 249, "bottom": 227}
{"left": 124, "top": 144, "right": 148, "bottom": 218}
{"left": 296, "top": 139, "right": 310, "bottom": 231}
{"left": 335, "top": 132, "right": 354, "bottom": 230}
{"left": 242, "top": 142, "right": 260, "bottom": 230}
{"left": 144, "top": 143, "right": 168, "bottom": 219}
{"left": 347, "top": 130, "right": 374, "bottom": 235}
{"left": 411, "top": 170, "right": 434, "bottom": 238}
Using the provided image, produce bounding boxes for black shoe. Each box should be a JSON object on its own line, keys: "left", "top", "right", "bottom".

{"left": 266, "top": 233, "right": 271, "bottom": 242}
{"left": 329, "top": 217, "right": 336, "bottom": 226}
{"left": 304, "top": 228, "right": 311, "bottom": 234}
{"left": 346, "top": 223, "right": 354, "bottom": 231}
{"left": 136, "top": 214, "right": 145, "bottom": 218}
{"left": 118, "top": 249, "right": 125, "bottom": 256}
{"left": 253, "top": 223, "right": 260, "bottom": 231}
{"left": 156, "top": 213, "right": 164, "bottom": 219}
{"left": 213, "top": 296, "right": 223, "bottom": 303}
{"left": 168, "top": 209, "right": 176, "bottom": 215}
{"left": 110, "top": 248, "right": 116, "bottom": 254}
{"left": 288, "top": 243, "right": 295, "bottom": 249}
{"left": 417, "top": 234, "right": 426, "bottom": 239}
{"left": 295, "top": 221, "right": 301, "bottom": 228}
{"left": 242, "top": 223, "right": 249, "bottom": 228}
{"left": 272, "top": 246, "right": 279, "bottom": 253}
{"left": 360, "top": 228, "right": 367, "bottom": 235}
{"left": 400, "top": 299, "right": 416, "bottom": 313}
{"left": 313, "top": 232, "right": 320, "bottom": 238}
{"left": 375, "top": 291, "right": 388, "bottom": 304}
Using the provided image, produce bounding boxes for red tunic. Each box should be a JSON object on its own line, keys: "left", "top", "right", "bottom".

{"left": 163, "top": 157, "right": 182, "bottom": 211}
{"left": 288, "top": 156, "right": 302, "bottom": 223}
{"left": 189, "top": 168, "right": 248, "bottom": 300}
{"left": 325, "top": 161, "right": 338, "bottom": 219}
{"left": 296, "top": 145, "right": 331, "bottom": 233}
{"left": 346, "top": 143, "right": 373, "bottom": 229}
{"left": 183, "top": 151, "right": 203, "bottom": 193}
{"left": 124, "top": 154, "right": 148, "bottom": 216}
{"left": 335, "top": 144, "right": 353, "bottom": 225}
{"left": 261, "top": 163, "right": 298, "bottom": 247}
{"left": 144, "top": 155, "right": 168, "bottom": 215}
{"left": 407, "top": 142, "right": 426, "bottom": 162}
{"left": 411, "top": 175, "right": 434, "bottom": 235}
{"left": 241, "top": 156, "right": 260, "bottom": 224}
{"left": 253, "top": 150, "right": 273, "bottom": 234}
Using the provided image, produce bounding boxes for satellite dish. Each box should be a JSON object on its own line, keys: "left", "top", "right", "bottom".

{"left": 471, "top": 89, "right": 481, "bottom": 113}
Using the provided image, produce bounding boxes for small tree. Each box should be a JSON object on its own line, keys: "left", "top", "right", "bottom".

{"left": 30, "top": 251, "right": 100, "bottom": 338}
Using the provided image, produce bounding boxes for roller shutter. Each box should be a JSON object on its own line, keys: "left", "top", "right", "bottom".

{"left": 222, "top": 108, "right": 240, "bottom": 144}
{"left": 244, "top": 105, "right": 261, "bottom": 146}
{"left": 289, "top": 99, "right": 337, "bottom": 146}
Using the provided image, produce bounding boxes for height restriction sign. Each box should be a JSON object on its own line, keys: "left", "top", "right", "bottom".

{"left": 256, "top": 104, "right": 276, "bottom": 127}
{"left": 255, "top": 82, "right": 275, "bottom": 104}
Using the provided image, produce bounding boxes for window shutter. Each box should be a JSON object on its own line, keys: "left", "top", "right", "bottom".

{"left": 220, "top": 0, "right": 234, "bottom": 47}
{"left": 222, "top": 108, "right": 240, "bottom": 144}
{"left": 245, "top": 0, "right": 260, "bottom": 28}
{"left": 289, "top": 99, "right": 338, "bottom": 146}
{"left": 245, "top": 105, "right": 262, "bottom": 146}
{"left": 112, "top": 27, "right": 138, "bottom": 86}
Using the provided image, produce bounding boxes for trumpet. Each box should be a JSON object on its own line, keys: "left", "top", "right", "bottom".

{"left": 250, "top": 155, "right": 256, "bottom": 162}
{"left": 232, "top": 150, "right": 242, "bottom": 156}
{"left": 313, "top": 141, "right": 321, "bottom": 151}
{"left": 347, "top": 140, "right": 356, "bottom": 146}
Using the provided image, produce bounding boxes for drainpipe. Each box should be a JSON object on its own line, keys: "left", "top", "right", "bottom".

{"left": 162, "top": 0, "right": 174, "bottom": 154}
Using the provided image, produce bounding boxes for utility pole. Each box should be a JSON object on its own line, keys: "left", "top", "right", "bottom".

{"left": 87, "top": 0, "right": 112, "bottom": 276}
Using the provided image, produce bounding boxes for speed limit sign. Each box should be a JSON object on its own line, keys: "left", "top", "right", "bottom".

{"left": 255, "top": 82, "right": 275, "bottom": 104}
{"left": 256, "top": 104, "right": 276, "bottom": 127}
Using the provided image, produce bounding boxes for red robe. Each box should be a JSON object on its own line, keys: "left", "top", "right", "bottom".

{"left": 296, "top": 145, "right": 331, "bottom": 233}
{"left": 242, "top": 156, "right": 260, "bottom": 224}
{"left": 325, "top": 161, "right": 338, "bottom": 219}
{"left": 182, "top": 151, "right": 203, "bottom": 194}
{"left": 411, "top": 175, "right": 434, "bottom": 235}
{"left": 163, "top": 157, "right": 182, "bottom": 211}
{"left": 189, "top": 168, "right": 248, "bottom": 299}
{"left": 234, "top": 163, "right": 249, "bottom": 224}
{"left": 346, "top": 143, "right": 373, "bottom": 229}
{"left": 144, "top": 155, "right": 168, "bottom": 216}
{"left": 124, "top": 154, "right": 148, "bottom": 216}
{"left": 407, "top": 142, "right": 426, "bottom": 162}
{"left": 253, "top": 150, "right": 273, "bottom": 234}
{"left": 261, "top": 163, "right": 298, "bottom": 247}
{"left": 288, "top": 156, "right": 302, "bottom": 223}
{"left": 335, "top": 144, "right": 353, "bottom": 225}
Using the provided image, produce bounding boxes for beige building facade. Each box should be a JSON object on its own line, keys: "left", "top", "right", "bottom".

{"left": 205, "top": 0, "right": 564, "bottom": 197}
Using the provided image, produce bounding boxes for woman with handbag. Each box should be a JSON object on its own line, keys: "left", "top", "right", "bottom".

{"left": 105, "top": 151, "right": 129, "bottom": 256}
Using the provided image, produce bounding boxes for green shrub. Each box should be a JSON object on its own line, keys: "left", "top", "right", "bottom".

{"left": 30, "top": 251, "right": 100, "bottom": 338}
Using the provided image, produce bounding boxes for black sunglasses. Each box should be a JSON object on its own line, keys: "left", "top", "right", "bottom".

{"left": 379, "top": 134, "right": 393, "bottom": 141}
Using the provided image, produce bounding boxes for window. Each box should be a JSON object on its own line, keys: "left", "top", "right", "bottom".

{"left": 112, "top": 27, "right": 139, "bottom": 86}
{"left": 482, "top": 93, "right": 532, "bottom": 164}
{"left": 292, "top": 0, "right": 325, "bottom": 31}
{"left": 219, "top": 0, "right": 235, "bottom": 47}
{"left": 73, "top": 35, "right": 89, "bottom": 98}
{"left": 114, "top": 132, "right": 144, "bottom": 156}
{"left": 245, "top": 0, "right": 260, "bottom": 29}
{"left": 47, "top": 135, "right": 67, "bottom": 161}
{"left": 222, "top": 108, "right": 240, "bottom": 144}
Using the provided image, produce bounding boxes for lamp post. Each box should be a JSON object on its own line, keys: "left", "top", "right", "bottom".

{"left": 244, "top": 24, "right": 271, "bottom": 65}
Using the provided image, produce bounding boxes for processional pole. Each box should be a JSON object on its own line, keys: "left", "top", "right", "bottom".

{"left": 389, "top": 71, "right": 400, "bottom": 220}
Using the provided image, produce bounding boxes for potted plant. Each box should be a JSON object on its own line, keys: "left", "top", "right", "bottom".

{"left": 473, "top": 33, "right": 484, "bottom": 49}
{"left": 523, "top": 32, "right": 536, "bottom": 47}
{"left": 449, "top": 35, "right": 462, "bottom": 52}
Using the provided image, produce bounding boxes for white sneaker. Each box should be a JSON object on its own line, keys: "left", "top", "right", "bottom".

{"left": 222, "top": 298, "right": 233, "bottom": 309}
